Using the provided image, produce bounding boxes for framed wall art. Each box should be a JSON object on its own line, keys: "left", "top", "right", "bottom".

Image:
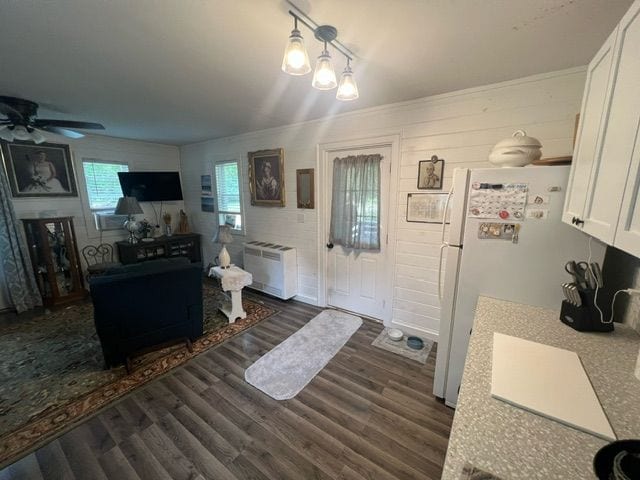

{"left": 1, "top": 140, "right": 78, "bottom": 197}
{"left": 406, "top": 193, "right": 451, "bottom": 224}
{"left": 417, "top": 155, "right": 444, "bottom": 190}
{"left": 296, "top": 168, "right": 314, "bottom": 209}
{"left": 248, "top": 148, "right": 285, "bottom": 207}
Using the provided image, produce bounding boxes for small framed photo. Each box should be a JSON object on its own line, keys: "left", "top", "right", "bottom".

{"left": 248, "top": 148, "right": 285, "bottom": 207}
{"left": 406, "top": 193, "right": 451, "bottom": 224}
{"left": 201, "top": 196, "right": 215, "bottom": 213}
{"left": 1, "top": 141, "right": 78, "bottom": 197}
{"left": 417, "top": 155, "right": 444, "bottom": 190}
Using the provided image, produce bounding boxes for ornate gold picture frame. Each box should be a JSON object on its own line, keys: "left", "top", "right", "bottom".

{"left": 248, "top": 148, "right": 285, "bottom": 207}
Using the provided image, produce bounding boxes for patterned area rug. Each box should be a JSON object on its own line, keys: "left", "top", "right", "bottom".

{"left": 0, "top": 284, "right": 276, "bottom": 468}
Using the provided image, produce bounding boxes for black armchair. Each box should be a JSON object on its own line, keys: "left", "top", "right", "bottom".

{"left": 88, "top": 258, "right": 203, "bottom": 369}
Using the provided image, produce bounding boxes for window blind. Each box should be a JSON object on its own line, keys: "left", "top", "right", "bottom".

{"left": 83, "top": 160, "right": 128, "bottom": 210}
{"left": 215, "top": 161, "right": 241, "bottom": 213}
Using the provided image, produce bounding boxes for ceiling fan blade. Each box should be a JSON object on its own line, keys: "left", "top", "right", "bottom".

{"left": 39, "top": 125, "right": 85, "bottom": 139}
{"left": 34, "top": 119, "right": 104, "bottom": 130}
{"left": 0, "top": 102, "right": 23, "bottom": 120}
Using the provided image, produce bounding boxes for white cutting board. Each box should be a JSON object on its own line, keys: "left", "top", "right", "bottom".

{"left": 491, "top": 333, "right": 615, "bottom": 441}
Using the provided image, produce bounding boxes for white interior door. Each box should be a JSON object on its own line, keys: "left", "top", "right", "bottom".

{"left": 324, "top": 145, "right": 392, "bottom": 321}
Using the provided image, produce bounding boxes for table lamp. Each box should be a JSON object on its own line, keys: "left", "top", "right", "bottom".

{"left": 214, "top": 224, "right": 234, "bottom": 269}
{"left": 115, "top": 196, "right": 143, "bottom": 243}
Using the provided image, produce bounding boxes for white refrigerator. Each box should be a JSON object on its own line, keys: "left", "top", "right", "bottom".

{"left": 433, "top": 166, "right": 604, "bottom": 408}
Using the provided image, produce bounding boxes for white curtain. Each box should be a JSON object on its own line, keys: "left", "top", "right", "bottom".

{"left": 329, "top": 154, "right": 381, "bottom": 250}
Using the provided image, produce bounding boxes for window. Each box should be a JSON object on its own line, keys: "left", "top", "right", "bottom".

{"left": 82, "top": 159, "right": 129, "bottom": 231}
{"left": 214, "top": 160, "right": 243, "bottom": 232}
{"left": 329, "top": 154, "right": 381, "bottom": 250}
{"left": 83, "top": 159, "right": 129, "bottom": 211}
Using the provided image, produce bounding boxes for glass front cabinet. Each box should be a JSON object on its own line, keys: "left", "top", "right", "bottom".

{"left": 22, "top": 217, "right": 85, "bottom": 307}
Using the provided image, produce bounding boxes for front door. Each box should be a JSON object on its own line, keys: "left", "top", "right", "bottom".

{"left": 324, "top": 144, "right": 392, "bottom": 321}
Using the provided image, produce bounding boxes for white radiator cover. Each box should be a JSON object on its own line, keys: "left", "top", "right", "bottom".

{"left": 243, "top": 241, "right": 297, "bottom": 299}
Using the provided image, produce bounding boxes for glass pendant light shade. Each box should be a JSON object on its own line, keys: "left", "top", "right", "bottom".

{"left": 312, "top": 49, "right": 337, "bottom": 90}
{"left": 282, "top": 28, "right": 311, "bottom": 75}
{"left": 12, "top": 125, "right": 31, "bottom": 141}
{"left": 0, "top": 126, "right": 14, "bottom": 142}
{"left": 336, "top": 64, "right": 359, "bottom": 101}
{"left": 31, "top": 129, "right": 47, "bottom": 144}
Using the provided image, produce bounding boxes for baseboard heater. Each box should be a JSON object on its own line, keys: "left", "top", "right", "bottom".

{"left": 243, "top": 241, "right": 298, "bottom": 300}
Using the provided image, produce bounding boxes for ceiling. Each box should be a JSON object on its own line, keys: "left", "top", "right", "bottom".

{"left": 0, "top": 0, "right": 633, "bottom": 145}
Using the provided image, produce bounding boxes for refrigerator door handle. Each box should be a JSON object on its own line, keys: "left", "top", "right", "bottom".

{"left": 438, "top": 185, "right": 455, "bottom": 302}
{"left": 438, "top": 243, "right": 449, "bottom": 302}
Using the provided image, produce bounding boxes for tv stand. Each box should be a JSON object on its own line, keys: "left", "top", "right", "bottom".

{"left": 116, "top": 234, "right": 201, "bottom": 265}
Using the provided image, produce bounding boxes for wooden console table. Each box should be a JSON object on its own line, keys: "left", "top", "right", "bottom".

{"left": 116, "top": 234, "right": 202, "bottom": 265}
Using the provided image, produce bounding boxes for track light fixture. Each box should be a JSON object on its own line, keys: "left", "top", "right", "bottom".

{"left": 282, "top": 16, "right": 311, "bottom": 75}
{"left": 336, "top": 59, "right": 359, "bottom": 101}
{"left": 281, "top": 6, "right": 359, "bottom": 101}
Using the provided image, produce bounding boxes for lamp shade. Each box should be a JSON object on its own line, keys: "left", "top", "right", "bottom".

{"left": 312, "top": 49, "right": 337, "bottom": 90}
{"left": 336, "top": 65, "right": 359, "bottom": 101}
{"left": 114, "top": 196, "right": 143, "bottom": 215}
{"left": 214, "top": 225, "right": 234, "bottom": 244}
{"left": 282, "top": 28, "right": 311, "bottom": 75}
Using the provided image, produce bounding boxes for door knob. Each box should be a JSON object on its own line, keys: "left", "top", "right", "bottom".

{"left": 326, "top": 242, "right": 334, "bottom": 249}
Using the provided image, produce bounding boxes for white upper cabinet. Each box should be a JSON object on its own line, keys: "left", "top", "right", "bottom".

{"left": 612, "top": 2, "right": 640, "bottom": 257}
{"left": 564, "top": 0, "right": 640, "bottom": 258}
{"left": 563, "top": 28, "right": 618, "bottom": 235}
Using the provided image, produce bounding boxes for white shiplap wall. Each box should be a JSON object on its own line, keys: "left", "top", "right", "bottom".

{"left": 180, "top": 67, "right": 586, "bottom": 340}
{"left": 7, "top": 134, "right": 181, "bottom": 294}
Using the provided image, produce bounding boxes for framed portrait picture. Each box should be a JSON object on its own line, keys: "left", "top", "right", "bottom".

{"left": 1, "top": 141, "right": 78, "bottom": 197}
{"left": 248, "top": 148, "right": 285, "bottom": 207}
{"left": 417, "top": 155, "right": 444, "bottom": 190}
{"left": 406, "top": 193, "right": 451, "bottom": 224}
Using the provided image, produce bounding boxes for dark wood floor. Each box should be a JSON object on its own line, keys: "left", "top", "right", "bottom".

{"left": 0, "top": 293, "right": 453, "bottom": 480}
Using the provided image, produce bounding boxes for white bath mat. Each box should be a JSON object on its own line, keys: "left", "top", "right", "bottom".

{"left": 244, "top": 309, "right": 362, "bottom": 400}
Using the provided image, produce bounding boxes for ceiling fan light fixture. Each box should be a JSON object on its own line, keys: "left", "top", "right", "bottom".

{"left": 336, "top": 63, "right": 359, "bottom": 101}
{"left": 11, "top": 125, "right": 32, "bottom": 141}
{"left": 282, "top": 19, "right": 311, "bottom": 75}
{"left": 31, "top": 129, "right": 47, "bottom": 144}
{"left": 312, "top": 48, "right": 337, "bottom": 90}
{"left": 0, "top": 126, "right": 14, "bottom": 142}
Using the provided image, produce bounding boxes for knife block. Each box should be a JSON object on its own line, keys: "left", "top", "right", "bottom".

{"left": 560, "top": 289, "right": 614, "bottom": 332}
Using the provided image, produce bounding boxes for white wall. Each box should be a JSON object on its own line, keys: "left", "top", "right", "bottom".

{"left": 5, "top": 133, "right": 181, "bottom": 308}
{"left": 180, "top": 67, "right": 586, "bottom": 340}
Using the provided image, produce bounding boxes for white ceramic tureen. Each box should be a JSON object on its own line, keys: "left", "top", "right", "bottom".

{"left": 488, "top": 130, "right": 543, "bottom": 167}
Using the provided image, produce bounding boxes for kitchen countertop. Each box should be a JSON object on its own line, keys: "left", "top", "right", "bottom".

{"left": 442, "top": 296, "right": 640, "bottom": 480}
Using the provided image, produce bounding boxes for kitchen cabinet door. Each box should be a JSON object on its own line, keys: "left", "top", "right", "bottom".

{"left": 563, "top": 28, "right": 618, "bottom": 230}
{"left": 613, "top": 2, "right": 640, "bottom": 257}
{"left": 582, "top": 2, "right": 640, "bottom": 244}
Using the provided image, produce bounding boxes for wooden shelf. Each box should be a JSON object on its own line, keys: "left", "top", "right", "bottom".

{"left": 116, "top": 233, "right": 202, "bottom": 265}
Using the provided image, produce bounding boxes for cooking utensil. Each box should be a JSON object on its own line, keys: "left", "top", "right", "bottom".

{"left": 569, "top": 284, "right": 582, "bottom": 307}
{"left": 565, "top": 261, "right": 590, "bottom": 289}
{"left": 591, "top": 262, "right": 604, "bottom": 288}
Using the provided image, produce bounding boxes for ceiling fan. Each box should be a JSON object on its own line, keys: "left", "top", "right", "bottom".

{"left": 0, "top": 96, "right": 105, "bottom": 144}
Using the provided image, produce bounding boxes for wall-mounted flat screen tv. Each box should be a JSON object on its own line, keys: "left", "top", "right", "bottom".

{"left": 118, "top": 171, "right": 183, "bottom": 202}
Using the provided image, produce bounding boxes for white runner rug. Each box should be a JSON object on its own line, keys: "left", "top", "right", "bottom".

{"left": 244, "top": 309, "right": 362, "bottom": 400}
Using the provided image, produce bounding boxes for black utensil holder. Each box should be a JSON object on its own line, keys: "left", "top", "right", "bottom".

{"left": 560, "top": 288, "right": 613, "bottom": 332}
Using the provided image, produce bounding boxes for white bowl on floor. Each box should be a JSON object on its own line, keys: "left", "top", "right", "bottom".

{"left": 387, "top": 328, "right": 403, "bottom": 341}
